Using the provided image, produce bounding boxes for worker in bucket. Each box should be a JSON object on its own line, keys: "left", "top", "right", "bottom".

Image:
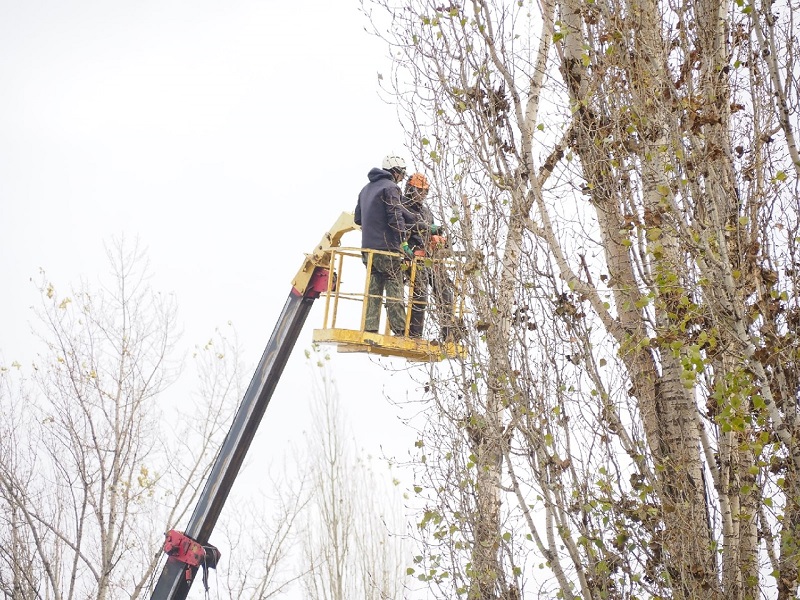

{"left": 354, "top": 153, "right": 410, "bottom": 336}
{"left": 401, "top": 172, "right": 458, "bottom": 340}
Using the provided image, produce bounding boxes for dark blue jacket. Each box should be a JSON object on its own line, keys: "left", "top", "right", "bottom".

{"left": 354, "top": 168, "right": 407, "bottom": 251}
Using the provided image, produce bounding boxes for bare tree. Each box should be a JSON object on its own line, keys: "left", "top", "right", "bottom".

{"left": 365, "top": 0, "right": 800, "bottom": 599}
{"left": 0, "top": 241, "right": 241, "bottom": 599}
{"left": 301, "top": 347, "right": 409, "bottom": 600}
{"left": 214, "top": 479, "right": 309, "bottom": 600}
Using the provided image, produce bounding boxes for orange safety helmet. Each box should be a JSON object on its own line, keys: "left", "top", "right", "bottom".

{"left": 407, "top": 172, "right": 430, "bottom": 190}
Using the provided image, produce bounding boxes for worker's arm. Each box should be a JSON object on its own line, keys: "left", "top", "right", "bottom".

{"left": 385, "top": 185, "right": 408, "bottom": 248}
{"left": 354, "top": 197, "right": 362, "bottom": 226}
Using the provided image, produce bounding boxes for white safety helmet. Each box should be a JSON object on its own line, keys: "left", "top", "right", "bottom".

{"left": 382, "top": 153, "right": 407, "bottom": 172}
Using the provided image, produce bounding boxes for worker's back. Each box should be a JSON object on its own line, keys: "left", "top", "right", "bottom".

{"left": 355, "top": 168, "right": 405, "bottom": 251}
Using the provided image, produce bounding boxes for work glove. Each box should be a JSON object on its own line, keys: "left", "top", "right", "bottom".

{"left": 402, "top": 242, "right": 414, "bottom": 258}
{"left": 430, "top": 224, "right": 441, "bottom": 235}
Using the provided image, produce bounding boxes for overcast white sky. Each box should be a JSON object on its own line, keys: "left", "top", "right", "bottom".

{"left": 0, "top": 1, "right": 429, "bottom": 592}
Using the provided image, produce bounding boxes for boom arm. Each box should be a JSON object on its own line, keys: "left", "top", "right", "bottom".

{"left": 150, "top": 213, "right": 356, "bottom": 600}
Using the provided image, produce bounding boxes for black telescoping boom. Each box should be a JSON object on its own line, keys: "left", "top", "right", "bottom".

{"left": 150, "top": 214, "right": 356, "bottom": 600}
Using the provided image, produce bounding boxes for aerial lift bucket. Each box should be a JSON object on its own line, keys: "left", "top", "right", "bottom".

{"left": 311, "top": 245, "right": 467, "bottom": 362}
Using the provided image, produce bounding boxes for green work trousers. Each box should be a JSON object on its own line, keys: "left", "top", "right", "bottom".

{"left": 409, "top": 259, "right": 456, "bottom": 338}
{"left": 362, "top": 252, "right": 407, "bottom": 335}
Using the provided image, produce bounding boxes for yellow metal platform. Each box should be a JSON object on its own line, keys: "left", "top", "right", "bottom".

{"left": 304, "top": 231, "right": 469, "bottom": 362}
{"left": 312, "top": 328, "right": 465, "bottom": 362}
